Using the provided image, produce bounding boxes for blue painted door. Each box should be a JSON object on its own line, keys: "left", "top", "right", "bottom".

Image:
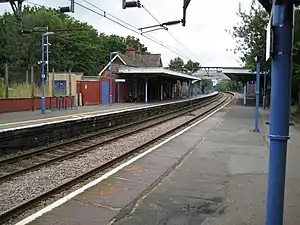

{"left": 101, "top": 82, "right": 109, "bottom": 104}
{"left": 54, "top": 80, "right": 67, "bottom": 96}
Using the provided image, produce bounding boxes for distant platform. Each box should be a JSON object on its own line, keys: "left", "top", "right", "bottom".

{"left": 0, "top": 92, "right": 218, "bottom": 131}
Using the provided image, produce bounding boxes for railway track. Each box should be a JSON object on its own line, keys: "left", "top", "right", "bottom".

{"left": 0, "top": 94, "right": 221, "bottom": 183}
{"left": 0, "top": 93, "right": 233, "bottom": 224}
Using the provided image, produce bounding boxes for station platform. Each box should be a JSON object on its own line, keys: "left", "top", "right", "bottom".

{"left": 18, "top": 95, "right": 300, "bottom": 225}
{"left": 0, "top": 103, "right": 143, "bottom": 131}
{"left": 0, "top": 93, "right": 217, "bottom": 131}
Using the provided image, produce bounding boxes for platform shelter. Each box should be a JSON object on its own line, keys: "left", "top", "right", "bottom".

{"left": 117, "top": 67, "right": 201, "bottom": 103}
{"left": 99, "top": 46, "right": 202, "bottom": 104}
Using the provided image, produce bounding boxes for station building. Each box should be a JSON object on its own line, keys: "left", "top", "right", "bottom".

{"left": 78, "top": 46, "right": 202, "bottom": 105}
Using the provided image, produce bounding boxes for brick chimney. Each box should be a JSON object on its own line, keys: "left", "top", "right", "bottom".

{"left": 125, "top": 44, "right": 137, "bottom": 58}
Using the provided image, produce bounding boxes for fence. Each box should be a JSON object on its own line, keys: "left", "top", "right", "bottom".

{"left": 0, "top": 63, "right": 49, "bottom": 98}
{"left": 0, "top": 63, "right": 80, "bottom": 113}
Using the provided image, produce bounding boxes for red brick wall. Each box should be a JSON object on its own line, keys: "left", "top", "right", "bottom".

{"left": 0, "top": 96, "right": 74, "bottom": 113}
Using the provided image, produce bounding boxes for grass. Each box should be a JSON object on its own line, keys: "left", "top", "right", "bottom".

{"left": 0, "top": 78, "right": 4, "bottom": 98}
{"left": 1, "top": 82, "right": 52, "bottom": 98}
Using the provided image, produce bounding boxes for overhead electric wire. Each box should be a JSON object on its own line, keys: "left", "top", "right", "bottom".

{"left": 139, "top": 4, "right": 192, "bottom": 58}
{"left": 141, "top": 4, "right": 201, "bottom": 62}
{"left": 79, "top": 0, "right": 187, "bottom": 58}
{"left": 25, "top": 0, "right": 44, "bottom": 8}
{"left": 80, "top": 0, "right": 139, "bottom": 31}
{"left": 141, "top": 4, "right": 161, "bottom": 25}
{"left": 23, "top": 0, "right": 191, "bottom": 60}
{"left": 5, "top": 20, "right": 113, "bottom": 51}
{"left": 73, "top": 0, "right": 190, "bottom": 60}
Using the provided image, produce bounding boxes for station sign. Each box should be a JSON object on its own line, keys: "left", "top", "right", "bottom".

{"left": 115, "top": 79, "right": 126, "bottom": 83}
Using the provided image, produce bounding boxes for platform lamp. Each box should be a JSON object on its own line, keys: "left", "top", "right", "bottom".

{"left": 109, "top": 51, "right": 118, "bottom": 106}
{"left": 41, "top": 31, "right": 54, "bottom": 114}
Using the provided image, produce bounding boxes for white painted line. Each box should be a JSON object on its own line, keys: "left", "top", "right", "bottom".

{"left": 15, "top": 92, "right": 231, "bottom": 225}
{"left": 0, "top": 92, "right": 218, "bottom": 133}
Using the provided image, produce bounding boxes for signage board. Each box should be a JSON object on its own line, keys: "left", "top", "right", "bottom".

{"left": 115, "top": 79, "right": 126, "bottom": 83}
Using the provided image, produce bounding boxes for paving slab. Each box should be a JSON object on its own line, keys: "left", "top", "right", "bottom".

{"left": 27, "top": 95, "right": 226, "bottom": 225}
{"left": 110, "top": 105, "right": 300, "bottom": 225}
{"left": 26, "top": 98, "right": 300, "bottom": 225}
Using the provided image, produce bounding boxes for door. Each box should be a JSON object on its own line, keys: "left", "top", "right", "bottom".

{"left": 101, "top": 81, "right": 109, "bottom": 104}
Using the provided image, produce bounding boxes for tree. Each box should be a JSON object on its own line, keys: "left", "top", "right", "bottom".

{"left": 229, "top": 0, "right": 269, "bottom": 72}
{"left": 0, "top": 6, "right": 149, "bottom": 78}
{"left": 229, "top": 1, "right": 300, "bottom": 106}
{"left": 215, "top": 80, "right": 243, "bottom": 92}
{"left": 168, "top": 57, "right": 184, "bottom": 72}
{"left": 184, "top": 59, "right": 200, "bottom": 74}
{"left": 168, "top": 57, "right": 201, "bottom": 73}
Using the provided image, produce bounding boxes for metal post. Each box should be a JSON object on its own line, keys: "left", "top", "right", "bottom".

{"left": 118, "top": 83, "right": 120, "bottom": 103}
{"left": 41, "top": 33, "right": 46, "bottom": 114}
{"left": 109, "top": 52, "right": 113, "bottom": 106}
{"left": 31, "top": 66, "right": 34, "bottom": 98}
{"left": 31, "top": 66, "right": 35, "bottom": 111}
{"left": 263, "top": 74, "right": 267, "bottom": 109}
{"left": 161, "top": 83, "right": 163, "bottom": 101}
{"left": 52, "top": 68, "right": 55, "bottom": 97}
{"left": 243, "top": 82, "right": 247, "bottom": 106}
{"left": 145, "top": 77, "right": 148, "bottom": 103}
{"left": 253, "top": 57, "right": 261, "bottom": 132}
{"left": 4, "top": 63, "right": 8, "bottom": 98}
{"left": 172, "top": 84, "right": 175, "bottom": 99}
{"left": 68, "top": 70, "right": 72, "bottom": 96}
{"left": 46, "top": 26, "right": 49, "bottom": 81}
{"left": 26, "top": 70, "right": 29, "bottom": 84}
{"left": 266, "top": 2, "right": 294, "bottom": 225}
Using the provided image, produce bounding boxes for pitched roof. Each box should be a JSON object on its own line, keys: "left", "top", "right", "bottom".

{"left": 118, "top": 53, "right": 162, "bottom": 67}
{"left": 98, "top": 52, "right": 162, "bottom": 76}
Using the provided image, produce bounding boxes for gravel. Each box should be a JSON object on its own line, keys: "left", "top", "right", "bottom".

{"left": 0, "top": 96, "right": 226, "bottom": 220}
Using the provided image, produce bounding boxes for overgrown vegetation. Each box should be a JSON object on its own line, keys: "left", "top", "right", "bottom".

{"left": 215, "top": 80, "right": 243, "bottom": 92}
{"left": 0, "top": 77, "right": 4, "bottom": 97}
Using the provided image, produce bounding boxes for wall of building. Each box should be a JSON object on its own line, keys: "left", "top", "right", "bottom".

{"left": 102, "top": 57, "right": 126, "bottom": 78}
{"left": 78, "top": 78, "right": 126, "bottom": 106}
{"left": 79, "top": 81, "right": 100, "bottom": 105}
{"left": 47, "top": 72, "right": 82, "bottom": 97}
{"left": 0, "top": 96, "right": 74, "bottom": 113}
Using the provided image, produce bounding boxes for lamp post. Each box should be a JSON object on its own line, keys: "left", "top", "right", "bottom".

{"left": 41, "top": 31, "right": 54, "bottom": 114}
{"left": 109, "top": 51, "right": 118, "bottom": 106}
{"left": 263, "top": 73, "right": 267, "bottom": 109}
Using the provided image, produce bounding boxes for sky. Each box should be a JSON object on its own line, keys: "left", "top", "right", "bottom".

{"left": 0, "top": 0, "right": 253, "bottom": 67}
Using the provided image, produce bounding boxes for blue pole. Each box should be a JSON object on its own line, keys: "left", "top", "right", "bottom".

{"left": 266, "top": 2, "right": 294, "bottom": 225}
{"left": 263, "top": 74, "right": 267, "bottom": 109}
{"left": 41, "top": 33, "right": 46, "bottom": 114}
{"left": 145, "top": 77, "right": 148, "bottom": 103}
{"left": 109, "top": 52, "right": 113, "bottom": 106}
{"left": 243, "top": 82, "right": 247, "bottom": 106}
{"left": 253, "top": 57, "right": 261, "bottom": 132}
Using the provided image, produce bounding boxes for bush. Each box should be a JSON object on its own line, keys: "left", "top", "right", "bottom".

{"left": 7, "top": 82, "right": 51, "bottom": 98}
